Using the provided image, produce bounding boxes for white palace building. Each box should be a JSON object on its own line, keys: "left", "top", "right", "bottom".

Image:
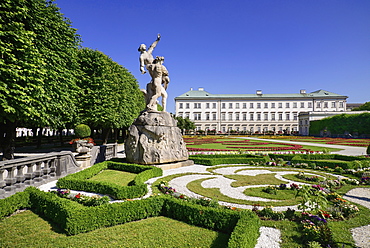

{"left": 174, "top": 87, "right": 348, "bottom": 134}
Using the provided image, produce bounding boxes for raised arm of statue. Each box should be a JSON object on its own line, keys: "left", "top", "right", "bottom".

{"left": 147, "top": 34, "right": 161, "bottom": 54}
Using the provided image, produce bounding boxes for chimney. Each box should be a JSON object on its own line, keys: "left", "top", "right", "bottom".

{"left": 300, "top": 89, "right": 306, "bottom": 94}
{"left": 190, "top": 87, "right": 193, "bottom": 91}
{"left": 198, "top": 87, "right": 204, "bottom": 91}
{"left": 256, "top": 90, "right": 262, "bottom": 95}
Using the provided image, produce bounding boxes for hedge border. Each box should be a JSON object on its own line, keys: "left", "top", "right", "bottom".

{"left": 56, "top": 161, "right": 162, "bottom": 199}
{"left": 1, "top": 188, "right": 261, "bottom": 248}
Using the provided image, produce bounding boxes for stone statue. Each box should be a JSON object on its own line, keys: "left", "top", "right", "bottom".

{"left": 125, "top": 34, "right": 190, "bottom": 166}
{"left": 138, "top": 34, "right": 169, "bottom": 112}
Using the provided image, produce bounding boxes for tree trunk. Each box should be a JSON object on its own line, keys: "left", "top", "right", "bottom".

{"left": 0, "top": 120, "right": 17, "bottom": 160}
{"left": 37, "top": 128, "right": 43, "bottom": 149}
{"left": 59, "top": 127, "right": 64, "bottom": 146}
{"left": 102, "top": 128, "right": 110, "bottom": 145}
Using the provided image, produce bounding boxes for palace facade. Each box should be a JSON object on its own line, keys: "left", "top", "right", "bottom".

{"left": 174, "top": 88, "right": 347, "bottom": 134}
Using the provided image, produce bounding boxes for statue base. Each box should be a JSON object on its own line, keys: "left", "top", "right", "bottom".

{"left": 124, "top": 111, "right": 189, "bottom": 165}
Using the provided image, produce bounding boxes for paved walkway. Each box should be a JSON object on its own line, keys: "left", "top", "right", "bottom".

{"left": 241, "top": 137, "right": 368, "bottom": 156}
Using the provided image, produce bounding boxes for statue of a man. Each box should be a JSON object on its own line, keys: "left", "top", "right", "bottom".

{"left": 138, "top": 34, "right": 169, "bottom": 112}
{"left": 138, "top": 34, "right": 161, "bottom": 74}
{"left": 146, "top": 56, "right": 169, "bottom": 111}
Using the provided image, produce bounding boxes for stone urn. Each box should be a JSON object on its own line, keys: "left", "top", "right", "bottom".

{"left": 72, "top": 139, "right": 94, "bottom": 154}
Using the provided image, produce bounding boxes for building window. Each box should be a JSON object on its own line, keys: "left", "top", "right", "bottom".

{"left": 271, "top": 103, "right": 275, "bottom": 108}
{"left": 250, "top": 113, "right": 254, "bottom": 121}
{"left": 212, "top": 113, "right": 216, "bottom": 120}
{"left": 301, "top": 102, "right": 305, "bottom": 108}
{"left": 228, "top": 113, "right": 233, "bottom": 121}
{"left": 339, "top": 102, "right": 344, "bottom": 108}
{"left": 229, "top": 103, "right": 233, "bottom": 109}
{"left": 279, "top": 113, "right": 283, "bottom": 120}
{"left": 324, "top": 102, "right": 328, "bottom": 108}
{"left": 222, "top": 103, "right": 226, "bottom": 109}
{"left": 264, "top": 113, "right": 268, "bottom": 120}
{"left": 194, "top": 103, "right": 201, "bottom": 109}
{"left": 250, "top": 103, "right": 254, "bottom": 108}
{"left": 179, "top": 103, "right": 183, "bottom": 109}
{"left": 257, "top": 103, "right": 261, "bottom": 109}
{"left": 293, "top": 102, "right": 297, "bottom": 108}
{"left": 185, "top": 112, "right": 189, "bottom": 118}
{"left": 236, "top": 103, "right": 240, "bottom": 108}
{"left": 206, "top": 103, "right": 210, "bottom": 108}
{"left": 236, "top": 113, "right": 240, "bottom": 120}
{"left": 257, "top": 113, "right": 261, "bottom": 121}
{"left": 286, "top": 103, "right": 290, "bottom": 108}
{"left": 243, "top": 103, "right": 247, "bottom": 109}
{"left": 264, "top": 103, "right": 268, "bottom": 108}
{"left": 286, "top": 113, "right": 290, "bottom": 121}
{"left": 332, "top": 102, "right": 336, "bottom": 108}
{"left": 221, "top": 113, "right": 226, "bottom": 121}
{"left": 293, "top": 113, "right": 298, "bottom": 120}
{"left": 206, "top": 113, "right": 210, "bottom": 120}
{"left": 186, "top": 103, "right": 189, "bottom": 109}
{"left": 213, "top": 103, "right": 216, "bottom": 108}
{"left": 278, "top": 103, "right": 282, "bottom": 108}
{"left": 178, "top": 112, "right": 183, "bottom": 118}
{"left": 317, "top": 102, "right": 321, "bottom": 108}
{"left": 194, "top": 113, "right": 201, "bottom": 120}
{"left": 271, "top": 113, "right": 275, "bottom": 121}
{"left": 308, "top": 102, "right": 312, "bottom": 108}
{"left": 242, "top": 113, "right": 247, "bottom": 120}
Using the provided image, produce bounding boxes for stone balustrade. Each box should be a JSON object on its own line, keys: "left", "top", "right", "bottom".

{"left": 0, "top": 143, "right": 118, "bottom": 199}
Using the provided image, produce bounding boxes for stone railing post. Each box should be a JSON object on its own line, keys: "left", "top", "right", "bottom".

{"left": 24, "top": 163, "right": 35, "bottom": 186}
{"left": 15, "top": 164, "right": 26, "bottom": 191}
{"left": 0, "top": 168, "right": 6, "bottom": 198}
{"left": 4, "top": 166, "right": 17, "bottom": 195}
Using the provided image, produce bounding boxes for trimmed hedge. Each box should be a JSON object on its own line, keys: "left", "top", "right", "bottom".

{"left": 56, "top": 161, "right": 162, "bottom": 199}
{"left": 3, "top": 187, "right": 261, "bottom": 248}
{"left": 0, "top": 191, "right": 30, "bottom": 219}
{"left": 190, "top": 154, "right": 269, "bottom": 166}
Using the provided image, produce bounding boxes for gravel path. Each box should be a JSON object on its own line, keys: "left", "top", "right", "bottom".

{"left": 344, "top": 188, "right": 370, "bottom": 248}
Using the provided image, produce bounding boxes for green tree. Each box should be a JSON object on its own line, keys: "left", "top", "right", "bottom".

{"left": 76, "top": 48, "right": 144, "bottom": 144}
{"left": 0, "top": 0, "right": 81, "bottom": 159}
{"left": 175, "top": 116, "right": 195, "bottom": 134}
{"left": 352, "top": 102, "right": 370, "bottom": 111}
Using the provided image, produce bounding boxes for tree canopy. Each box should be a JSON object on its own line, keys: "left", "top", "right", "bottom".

{"left": 352, "top": 102, "right": 370, "bottom": 111}
{"left": 76, "top": 48, "right": 145, "bottom": 130}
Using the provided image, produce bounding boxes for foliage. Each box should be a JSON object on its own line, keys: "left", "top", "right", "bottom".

{"left": 76, "top": 48, "right": 145, "bottom": 130}
{"left": 296, "top": 185, "right": 328, "bottom": 212}
{"left": 56, "top": 161, "right": 162, "bottom": 199}
{"left": 351, "top": 101, "right": 370, "bottom": 111}
{"left": 0, "top": 0, "right": 81, "bottom": 158}
{"left": 0, "top": 191, "right": 30, "bottom": 219}
{"left": 74, "top": 124, "right": 91, "bottom": 138}
{"left": 367, "top": 143, "right": 370, "bottom": 155}
{"left": 49, "top": 189, "right": 110, "bottom": 207}
{"left": 309, "top": 113, "right": 370, "bottom": 136}
{"left": 174, "top": 116, "right": 195, "bottom": 132}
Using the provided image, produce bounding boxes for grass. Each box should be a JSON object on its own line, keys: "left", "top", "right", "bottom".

{"left": 88, "top": 169, "right": 137, "bottom": 186}
{"left": 0, "top": 210, "right": 229, "bottom": 248}
{"left": 225, "top": 174, "right": 287, "bottom": 187}
{"left": 186, "top": 177, "right": 303, "bottom": 206}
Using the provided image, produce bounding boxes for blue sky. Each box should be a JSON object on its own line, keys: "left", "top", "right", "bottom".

{"left": 54, "top": 0, "right": 370, "bottom": 113}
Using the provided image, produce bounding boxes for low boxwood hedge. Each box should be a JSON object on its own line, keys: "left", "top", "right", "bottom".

{"left": 190, "top": 154, "right": 269, "bottom": 166}
{"left": 1, "top": 188, "right": 261, "bottom": 248}
{"left": 56, "top": 161, "right": 162, "bottom": 199}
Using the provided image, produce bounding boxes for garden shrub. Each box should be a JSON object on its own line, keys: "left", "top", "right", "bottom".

{"left": 227, "top": 211, "right": 261, "bottom": 248}
{"left": 367, "top": 143, "right": 370, "bottom": 155}
{"left": 190, "top": 154, "right": 269, "bottom": 166}
{"left": 56, "top": 161, "right": 162, "bottom": 199}
{"left": 74, "top": 124, "right": 91, "bottom": 138}
{"left": 0, "top": 191, "right": 30, "bottom": 219}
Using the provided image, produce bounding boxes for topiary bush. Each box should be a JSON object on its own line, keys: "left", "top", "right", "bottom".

{"left": 74, "top": 124, "right": 91, "bottom": 138}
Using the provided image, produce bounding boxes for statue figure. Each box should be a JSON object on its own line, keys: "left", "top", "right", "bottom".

{"left": 138, "top": 34, "right": 169, "bottom": 112}
{"left": 146, "top": 56, "right": 169, "bottom": 112}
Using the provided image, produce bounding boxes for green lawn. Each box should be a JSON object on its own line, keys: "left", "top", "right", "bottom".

{"left": 0, "top": 210, "right": 229, "bottom": 248}
{"left": 88, "top": 169, "right": 137, "bottom": 186}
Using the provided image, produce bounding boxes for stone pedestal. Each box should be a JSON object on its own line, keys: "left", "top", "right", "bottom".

{"left": 75, "top": 154, "right": 91, "bottom": 169}
{"left": 125, "top": 111, "right": 189, "bottom": 165}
